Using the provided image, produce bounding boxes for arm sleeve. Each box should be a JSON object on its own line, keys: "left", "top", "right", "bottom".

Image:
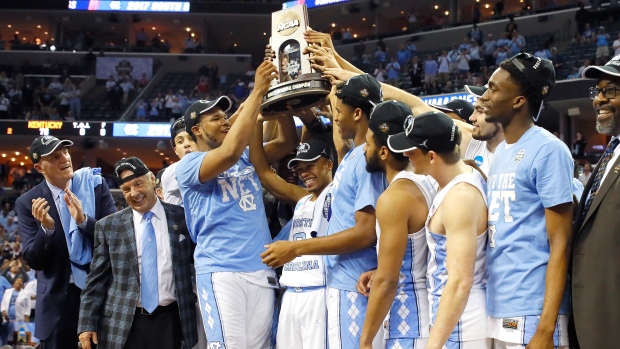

{"left": 16, "top": 198, "right": 54, "bottom": 271}
{"left": 176, "top": 152, "right": 208, "bottom": 189}
{"left": 531, "top": 142, "right": 574, "bottom": 208}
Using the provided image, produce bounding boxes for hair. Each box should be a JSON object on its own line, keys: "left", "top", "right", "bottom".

{"left": 420, "top": 129, "right": 463, "bottom": 165}
{"left": 335, "top": 82, "right": 374, "bottom": 118}
{"left": 170, "top": 119, "right": 187, "bottom": 146}
{"left": 372, "top": 132, "right": 409, "bottom": 164}
{"left": 499, "top": 59, "right": 544, "bottom": 116}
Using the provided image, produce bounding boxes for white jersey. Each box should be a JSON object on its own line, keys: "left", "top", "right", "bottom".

{"left": 465, "top": 139, "right": 495, "bottom": 176}
{"left": 376, "top": 170, "right": 436, "bottom": 341}
{"left": 161, "top": 162, "right": 183, "bottom": 206}
{"left": 426, "top": 169, "right": 488, "bottom": 342}
{"left": 279, "top": 184, "right": 332, "bottom": 288}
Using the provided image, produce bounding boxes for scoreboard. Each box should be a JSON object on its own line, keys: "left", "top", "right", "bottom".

{"left": 1, "top": 121, "right": 112, "bottom": 137}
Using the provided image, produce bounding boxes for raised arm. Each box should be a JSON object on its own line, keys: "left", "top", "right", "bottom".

{"left": 249, "top": 119, "right": 308, "bottom": 206}
{"left": 197, "top": 61, "right": 277, "bottom": 183}
{"left": 263, "top": 111, "right": 299, "bottom": 165}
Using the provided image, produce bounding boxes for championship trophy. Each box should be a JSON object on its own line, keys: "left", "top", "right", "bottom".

{"left": 261, "top": 4, "right": 331, "bottom": 114}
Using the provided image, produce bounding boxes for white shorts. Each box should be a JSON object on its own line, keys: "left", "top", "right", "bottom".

{"left": 326, "top": 286, "right": 384, "bottom": 349}
{"left": 487, "top": 315, "right": 569, "bottom": 347}
{"left": 492, "top": 339, "right": 568, "bottom": 349}
{"left": 443, "top": 338, "right": 492, "bottom": 349}
{"left": 196, "top": 272, "right": 275, "bottom": 349}
{"left": 276, "top": 287, "right": 327, "bottom": 349}
{"left": 386, "top": 337, "right": 428, "bottom": 349}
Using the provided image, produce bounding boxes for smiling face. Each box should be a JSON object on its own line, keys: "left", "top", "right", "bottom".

{"left": 593, "top": 77, "right": 620, "bottom": 135}
{"left": 191, "top": 107, "right": 230, "bottom": 150}
{"left": 480, "top": 68, "right": 522, "bottom": 126}
{"left": 173, "top": 131, "right": 197, "bottom": 160}
{"left": 333, "top": 98, "right": 359, "bottom": 140}
{"left": 363, "top": 128, "right": 384, "bottom": 173}
{"left": 119, "top": 171, "right": 158, "bottom": 214}
{"left": 34, "top": 147, "right": 74, "bottom": 187}
{"left": 293, "top": 157, "right": 333, "bottom": 194}
{"left": 469, "top": 97, "right": 501, "bottom": 141}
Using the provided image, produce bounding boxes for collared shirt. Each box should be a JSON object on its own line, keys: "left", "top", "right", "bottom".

{"left": 600, "top": 135, "right": 620, "bottom": 183}
{"left": 131, "top": 200, "right": 176, "bottom": 307}
{"left": 43, "top": 180, "right": 88, "bottom": 235}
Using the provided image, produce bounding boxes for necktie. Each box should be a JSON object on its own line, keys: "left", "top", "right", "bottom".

{"left": 580, "top": 138, "right": 620, "bottom": 225}
{"left": 57, "top": 192, "right": 71, "bottom": 235}
{"left": 141, "top": 211, "right": 159, "bottom": 313}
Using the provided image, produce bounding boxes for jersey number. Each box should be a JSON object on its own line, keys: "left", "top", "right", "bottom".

{"left": 292, "top": 232, "right": 306, "bottom": 241}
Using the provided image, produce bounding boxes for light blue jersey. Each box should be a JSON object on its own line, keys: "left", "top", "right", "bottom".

{"left": 486, "top": 126, "right": 573, "bottom": 318}
{"left": 325, "top": 145, "right": 387, "bottom": 292}
{"left": 176, "top": 148, "right": 271, "bottom": 274}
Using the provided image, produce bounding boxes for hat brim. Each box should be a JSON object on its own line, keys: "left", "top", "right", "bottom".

{"left": 287, "top": 154, "right": 322, "bottom": 169}
{"left": 582, "top": 65, "right": 620, "bottom": 79}
{"left": 387, "top": 133, "right": 419, "bottom": 153}
{"left": 429, "top": 104, "right": 453, "bottom": 113}
{"left": 199, "top": 95, "right": 232, "bottom": 114}
{"left": 40, "top": 140, "right": 74, "bottom": 158}
{"left": 465, "top": 85, "right": 487, "bottom": 98}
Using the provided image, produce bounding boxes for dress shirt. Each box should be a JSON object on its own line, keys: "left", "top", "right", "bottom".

{"left": 132, "top": 200, "right": 176, "bottom": 307}
{"left": 42, "top": 180, "right": 87, "bottom": 235}
{"left": 601, "top": 135, "right": 620, "bottom": 183}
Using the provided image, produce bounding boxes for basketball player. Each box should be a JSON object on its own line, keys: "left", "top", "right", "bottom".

{"left": 161, "top": 117, "right": 197, "bottom": 206}
{"left": 358, "top": 100, "right": 436, "bottom": 349}
{"left": 389, "top": 111, "right": 490, "bottom": 349}
{"left": 176, "top": 61, "right": 299, "bottom": 349}
{"left": 250, "top": 119, "right": 333, "bottom": 348}
{"left": 481, "top": 53, "right": 572, "bottom": 349}
{"left": 260, "top": 74, "right": 387, "bottom": 349}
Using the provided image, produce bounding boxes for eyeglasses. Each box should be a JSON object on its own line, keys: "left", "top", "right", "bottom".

{"left": 589, "top": 86, "right": 620, "bottom": 99}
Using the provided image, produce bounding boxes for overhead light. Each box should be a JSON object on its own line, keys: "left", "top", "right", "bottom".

{"left": 185, "top": 27, "right": 191, "bottom": 32}
{"left": 15, "top": 31, "right": 19, "bottom": 35}
{"left": 7, "top": 25, "right": 11, "bottom": 28}
{"left": 24, "top": 156, "right": 28, "bottom": 160}
{"left": 11, "top": 158, "right": 15, "bottom": 162}
{"left": 152, "top": 27, "right": 156, "bottom": 30}
{"left": 445, "top": 11, "right": 450, "bottom": 15}
{"left": 353, "top": 34, "right": 358, "bottom": 38}
{"left": 117, "top": 148, "right": 121, "bottom": 151}
{"left": 234, "top": 43, "right": 237, "bottom": 47}
{"left": 402, "top": 26, "right": 407, "bottom": 31}
{"left": 263, "top": 32, "right": 266, "bottom": 35}
{"left": 372, "top": 24, "right": 376, "bottom": 27}
{"left": 485, "top": 4, "right": 490, "bottom": 8}
{"left": 165, "top": 157, "right": 170, "bottom": 160}
{"left": 434, "top": 5, "right": 439, "bottom": 9}
{"left": 362, "top": 17, "right": 366, "bottom": 21}
{"left": 331, "top": 23, "right": 336, "bottom": 27}
{"left": 122, "top": 152, "right": 127, "bottom": 155}
{"left": 1, "top": 154, "right": 5, "bottom": 158}
{"left": 191, "top": 33, "right": 195, "bottom": 37}
{"left": 44, "top": 32, "right": 48, "bottom": 35}
{"left": 15, "top": 152, "right": 19, "bottom": 156}
{"left": 50, "top": 45, "right": 56, "bottom": 51}
{"left": 159, "top": 152, "right": 164, "bottom": 156}
{"left": 400, "top": 10, "right": 404, "bottom": 14}
{"left": 20, "top": 162, "right": 24, "bottom": 166}
{"left": 37, "top": 25, "right": 41, "bottom": 28}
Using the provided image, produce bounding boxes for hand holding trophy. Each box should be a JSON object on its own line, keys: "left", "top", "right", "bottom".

{"left": 261, "top": 4, "right": 331, "bottom": 117}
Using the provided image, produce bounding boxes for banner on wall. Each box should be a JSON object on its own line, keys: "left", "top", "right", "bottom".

{"left": 96, "top": 57, "right": 153, "bottom": 80}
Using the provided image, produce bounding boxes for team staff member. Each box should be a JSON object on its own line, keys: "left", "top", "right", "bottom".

{"left": 571, "top": 56, "right": 620, "bottom": 348}
{"left": 358, "top": 101, "right": 436, "bottom": 349}
{"left": 389, "top": 111, "right": 490, "bottom": 349}
{"left": 78, "top": 157, "right": 197, "bottom": 349}
{"left": 16, "top": 135, "right": 116, "bottom": 349}
{"left": 261, "top": 74, "right": 387, "bottom": 349}
{"left": 481, "top": 53, "right": 572, "bottom": 349}
{"left": 176, "top": 61, "right": 298, "bottom": 349}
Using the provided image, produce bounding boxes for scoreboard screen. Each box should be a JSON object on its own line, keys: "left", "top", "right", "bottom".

{"left": 0, "top": 121, "right": 112, "bottom": 138}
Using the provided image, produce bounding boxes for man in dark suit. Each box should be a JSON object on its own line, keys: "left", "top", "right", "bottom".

{"left": 78, "top": 157, "right": 197, "bottom": 349}
{"left": 572, "top": 57, "right": 620, "bottom": 348}
{"left": 16, "top": 135, "right": 116, "bottom": 349}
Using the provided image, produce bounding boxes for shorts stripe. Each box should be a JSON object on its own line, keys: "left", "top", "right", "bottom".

{"left": 197, "top": 273, "right": 226, "bottom": 346}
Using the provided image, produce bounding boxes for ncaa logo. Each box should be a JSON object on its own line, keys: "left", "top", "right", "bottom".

{"left": 404, "top": 115, "right": 414, "bottom": 136}
{"left": 297, "top": 143, "right": 310, "bottom": 154}
{"left": 474, "top": 155, "right": 484, "bottom": 167}
{"left": 41, "top": 135, "right": 55, "bottom": 145}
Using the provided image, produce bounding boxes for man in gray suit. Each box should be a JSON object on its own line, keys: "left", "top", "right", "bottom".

{"left": 77, "top": 157, "right": 197, "bottom": 349}
{"left": 572, "top": 56, "right": 620, "bottom": 348}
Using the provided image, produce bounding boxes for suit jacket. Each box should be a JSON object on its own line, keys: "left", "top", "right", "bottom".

{"left": 571, "top": 154, "right": 620, "bottom": 349}
{"left": 77, "top": 203, "right": 198, "bottom": 349}
{"left": 16, "top": 179, "right": 116, "bottom": 341}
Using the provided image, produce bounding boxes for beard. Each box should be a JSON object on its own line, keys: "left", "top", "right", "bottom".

{"left": 365, "top": 150, "right": 383, "bottom": 173}
{"left": 473, "top": 124, "right": 500, "bottom": 141}
{"left": 596, "top": 114, "right": 617, "bottom": 135}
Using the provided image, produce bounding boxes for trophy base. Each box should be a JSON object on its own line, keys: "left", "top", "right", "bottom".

{"left": 261, "top": 73, "right": 331, "bottom": 115}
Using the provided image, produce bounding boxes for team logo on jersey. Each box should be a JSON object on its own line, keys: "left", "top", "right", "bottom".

{"left": 208, "top": 342, "right": 223, "bottom": 349}
{"left": 323, "top": 192, "right": 332, "bottom": 220}
{"left": 514, "top": 149, "right": 525, "bottom": 163}
{"left": 239, "top": 193, "right": 257, "bottom": 212}
{"left": 297, "top": 143, "right": 310, "bottom": 154}
{"left": 502, "top": 318, "right": 519, "bottom": 330}
{"left": 404, "top": 115, "right": 414, "bottom": 136}
{"left": 360, "top": 89, "right": 369, "bottom": 98}
{"left": 474, "top": 155, "right": 484, "bottom": 167}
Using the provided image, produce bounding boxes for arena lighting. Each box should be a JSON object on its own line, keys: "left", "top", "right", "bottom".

{"left": 434, "top": 4, "right": 439, "bottom": 9}
{"left": 186, "top": 27, "right": 191, "bottom": 32}
{"left": 50, "top": 45, "right": 56, "bottom": 51}
{"left": 331, "top": 23, "right": 336, "bottom": 27}
{"left": 485, "top": 4, "right": 490, "bottom": 8}
{"left": 7, "top": 25, "right": 11, "bottom": 28}
{"left": 15, "top": 152, "right": 20, "bottom": 156}
{"left": 445, "top": 11, "right": 449, "bottom": 15}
